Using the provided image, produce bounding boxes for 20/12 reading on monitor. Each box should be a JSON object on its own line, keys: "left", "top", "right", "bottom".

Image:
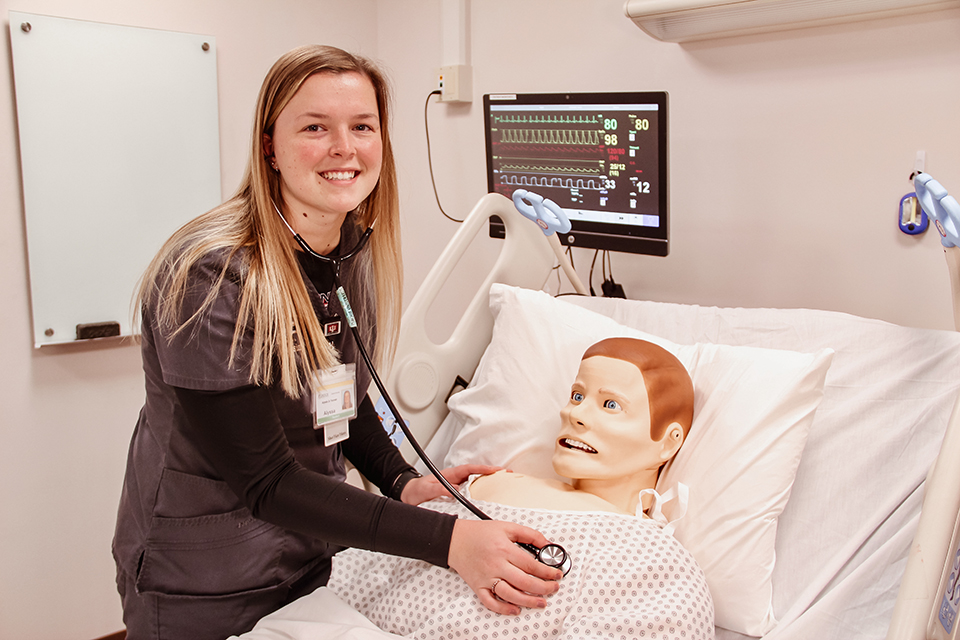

{"left": 484, "top": 91, "right": 668, "bottom": 256}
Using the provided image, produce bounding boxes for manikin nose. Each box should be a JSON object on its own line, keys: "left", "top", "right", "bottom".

{"left": 568, "top": 402, "right": 590, "bottom": 428}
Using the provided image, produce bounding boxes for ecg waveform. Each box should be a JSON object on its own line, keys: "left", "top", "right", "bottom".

{"left": 499, "top": 128, "right": 600, "bottom": 146}
{"left": 498, "top": 175, "right": 608, "bottom": 191}
{"left": 494, "top": 114, "right": 599, "bottom": 125}
{"left": 497, "top": 159, "right": 601, "bottom": 175}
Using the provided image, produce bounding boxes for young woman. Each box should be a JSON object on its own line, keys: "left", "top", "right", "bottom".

{"left": 112, "top": 45, "right": 561, "bottom": 640}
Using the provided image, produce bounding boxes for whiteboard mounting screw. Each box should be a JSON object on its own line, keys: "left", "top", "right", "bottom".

{"left": 21, "top": 22, "right": 31, "bottom": 33}
{"left": 44, "top": 328, "right": 54, "bottom": 337}
{"left": 201, "top": 42, "right": 210, "bottom": 51}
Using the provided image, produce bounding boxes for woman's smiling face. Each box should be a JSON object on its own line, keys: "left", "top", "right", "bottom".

{"left": 265, "top": 71, "right": 383, "bottom": 228}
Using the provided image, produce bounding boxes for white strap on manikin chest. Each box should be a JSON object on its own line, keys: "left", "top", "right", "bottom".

{"left": 638, "top": 483, "right": 689, "bottom": 536}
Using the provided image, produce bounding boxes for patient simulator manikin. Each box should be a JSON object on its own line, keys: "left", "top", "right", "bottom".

{"left": 470, "top": 337, "right": 694, "bottom": 517}
{"left": 322, "top": 337, "right": 711, "bottom": 639}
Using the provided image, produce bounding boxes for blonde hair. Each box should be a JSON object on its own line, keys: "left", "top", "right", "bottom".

{"left": 138, "top": 45, "right": 402, "bottom": 397}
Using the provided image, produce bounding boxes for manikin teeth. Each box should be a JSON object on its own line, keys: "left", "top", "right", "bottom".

{"left": 322, "top": 170, "right": 357, "bottom": 180}
{"left": 560, "top": 438, "right": 598, "bottom": 454}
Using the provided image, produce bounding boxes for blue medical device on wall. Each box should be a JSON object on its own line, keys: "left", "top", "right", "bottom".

{"left": 900, "top": 192, "right": 930, "bottom": 236}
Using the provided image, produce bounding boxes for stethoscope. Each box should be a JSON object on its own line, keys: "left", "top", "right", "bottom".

{"left": 274, "top": 203, "right": 572, "bottom": 576}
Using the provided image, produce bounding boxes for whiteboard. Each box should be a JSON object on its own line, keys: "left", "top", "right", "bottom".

{"left": 9, "top": 12, "right": 221, "bottom": 347}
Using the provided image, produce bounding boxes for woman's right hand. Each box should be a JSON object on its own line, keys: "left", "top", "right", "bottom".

{"left": 447, "top": 519, "right": 563, "bottom": 615}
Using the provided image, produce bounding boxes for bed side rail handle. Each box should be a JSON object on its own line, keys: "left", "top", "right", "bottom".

{"left": 385, "top": 193, "right": 558, "bottom": 463}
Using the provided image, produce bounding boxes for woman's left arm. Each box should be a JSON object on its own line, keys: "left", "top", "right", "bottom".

{"left": 340, "top": 400, "right": 499, "bottom": 505}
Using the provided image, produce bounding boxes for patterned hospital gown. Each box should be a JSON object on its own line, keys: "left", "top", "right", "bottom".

{"left": 328, "top": 497, "right": 713, "bottom": 640}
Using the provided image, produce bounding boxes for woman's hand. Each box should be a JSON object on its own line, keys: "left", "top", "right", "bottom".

{"left": 447, "top": 519, "right": 563, "bottom": 615}
{"left": 400, "top": 464, "right": 501, "bottom": 506}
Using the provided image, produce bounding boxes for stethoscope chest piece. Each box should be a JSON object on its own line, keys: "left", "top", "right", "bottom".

{"left": 538, "top": 543, "right": 572, "bottom": 576}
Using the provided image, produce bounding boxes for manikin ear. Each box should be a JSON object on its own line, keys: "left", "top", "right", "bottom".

{"left": 658, "top": 423, "right": 685, "bottom": 462}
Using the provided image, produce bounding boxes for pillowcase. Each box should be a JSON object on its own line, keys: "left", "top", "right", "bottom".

{"left": 438, "top": 284, "right": 833, "bottom": 636}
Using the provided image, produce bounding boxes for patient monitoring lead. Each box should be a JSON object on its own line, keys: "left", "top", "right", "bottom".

{"left": 112, "top": 45, "right": 564, "bottom": 640}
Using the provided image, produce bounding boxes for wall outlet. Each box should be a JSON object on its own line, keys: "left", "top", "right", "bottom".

{"left": 437, "top": 65, "right": 472, "bottom": 103}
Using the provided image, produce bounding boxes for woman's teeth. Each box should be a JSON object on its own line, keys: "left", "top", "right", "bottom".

{"left": 322, "top": 170, "right": 357, "bottom": 181}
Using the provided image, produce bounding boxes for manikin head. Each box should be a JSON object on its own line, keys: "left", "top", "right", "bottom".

{"left": 552, "top": 338, "right": 695, "bottom": 490}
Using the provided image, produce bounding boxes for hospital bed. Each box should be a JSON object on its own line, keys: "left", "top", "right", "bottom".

{"left": 237, "top": 192, "right": 960, "bottom": 640}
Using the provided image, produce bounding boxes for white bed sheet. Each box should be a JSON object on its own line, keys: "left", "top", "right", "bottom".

{"left": 231, "top": 586, "right": 403, "bottom": 640}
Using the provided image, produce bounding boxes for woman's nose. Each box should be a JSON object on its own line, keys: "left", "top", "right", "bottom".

{"left": 329, "top": 128, "right": 354, "bottom": 157}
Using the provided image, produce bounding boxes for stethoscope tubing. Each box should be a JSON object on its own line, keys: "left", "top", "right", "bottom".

{"left": 275, "top": 204, "right": 490, "bottom": 520}
{"left": 275, "top": 204, "right": 570, "bottom": 574}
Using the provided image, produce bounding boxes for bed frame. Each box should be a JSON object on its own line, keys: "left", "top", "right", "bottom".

{"left": 383, "top": 193, "right": 960, "bottom": 640}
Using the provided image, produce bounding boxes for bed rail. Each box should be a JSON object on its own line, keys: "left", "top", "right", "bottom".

{"left": 888, "top": 245, "right": 960, "bottom": 640}
{"left": 384, "top": 193, "right": 559, "bottom": 464}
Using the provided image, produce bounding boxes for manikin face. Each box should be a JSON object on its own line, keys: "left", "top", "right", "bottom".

{"left": 264, "top": 71, "right": 383, "bottom": 228}
{"left": 553, "top": 355, "right": 681, "bottom": 483}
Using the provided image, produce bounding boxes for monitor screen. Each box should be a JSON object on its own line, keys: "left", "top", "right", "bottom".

{"left": 483, "top": 91, "right": 668, "bottom": 256}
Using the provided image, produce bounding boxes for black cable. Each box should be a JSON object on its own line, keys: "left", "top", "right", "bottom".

{"left": 552, "top": 247, "right": 578, "bottom": 294}
{"left": 588, "top": 249, "right": 599, "bottom": 297}
{"left": 424, "top": 90, "right": 463, "bottom": 223}
{"left": 600, "top": 250, "right": 626, "bottom": 298}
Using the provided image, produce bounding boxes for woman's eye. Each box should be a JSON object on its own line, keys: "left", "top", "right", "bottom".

{"left": 603, "top": 399, "right": 621, "bottom": 411}
{"left": 571, "top": 391, "right": 584, "bottom": 403}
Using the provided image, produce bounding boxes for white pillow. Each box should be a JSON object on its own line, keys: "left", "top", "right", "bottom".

{"left": 439, "top": 284, "right": 833, "bottom": 636}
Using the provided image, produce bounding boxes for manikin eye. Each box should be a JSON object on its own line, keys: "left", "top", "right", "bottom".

{"left": 603, "top": 399, "right": 621, "bottom": 410}
{"left": 571, "top": 391, "right": 584, "bottom": 403}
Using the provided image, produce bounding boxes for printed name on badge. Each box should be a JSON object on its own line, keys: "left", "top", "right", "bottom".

{"left": 314, "top": 363, "right": 357, "bottom": 445}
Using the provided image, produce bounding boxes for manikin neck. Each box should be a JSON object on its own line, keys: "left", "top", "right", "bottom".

{"left": 572, "top": 467, "right": 660, "bottom": 515}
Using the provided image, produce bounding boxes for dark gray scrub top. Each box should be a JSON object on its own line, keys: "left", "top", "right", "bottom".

{"left": 113, "top": 243, "right": 455, "bottom": 626}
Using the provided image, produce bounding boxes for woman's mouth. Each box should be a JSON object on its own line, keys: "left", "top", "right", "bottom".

{"left": 559, "top": 438, "right": 598, "bottom": 454}
{"left": 321, "top": 170, "right": 358, "bottom": 181}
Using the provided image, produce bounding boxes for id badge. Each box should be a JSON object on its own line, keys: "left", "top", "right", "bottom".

{"left": 314, "top": 363, "right": 358, "bottom": 445}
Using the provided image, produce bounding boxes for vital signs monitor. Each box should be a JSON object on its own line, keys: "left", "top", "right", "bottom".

{"left": 484, "top": 91, "right": 668, "bottom": 256}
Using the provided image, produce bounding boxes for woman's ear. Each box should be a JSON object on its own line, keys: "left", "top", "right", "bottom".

{"left": 262, "top": 133, "right": 275, "bottom": 165}
{"left": 659, "top": 423, "right": 685, "bottom": 461}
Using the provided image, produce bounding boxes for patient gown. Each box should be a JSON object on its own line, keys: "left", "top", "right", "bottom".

{"left": 329, "top": 497, "right": 714, "bottom": 640}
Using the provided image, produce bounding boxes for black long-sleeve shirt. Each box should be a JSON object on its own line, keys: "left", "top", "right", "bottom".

{"left": 173, "top": 385, "right": 453, "bottom": 563}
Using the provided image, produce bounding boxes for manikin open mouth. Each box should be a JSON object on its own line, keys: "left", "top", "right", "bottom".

{"left": 322, "top": 170, "right": 358, "bottom": 180}
{"left": 559, "top": 438, "right": 598, "bottom": 454}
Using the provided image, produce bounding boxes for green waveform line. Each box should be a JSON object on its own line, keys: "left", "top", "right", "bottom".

{"left": 494, "top": 114, "right": 599, "bottom": 125}
{"left": 499, "top": 128, "right": 601, "bottom": 145}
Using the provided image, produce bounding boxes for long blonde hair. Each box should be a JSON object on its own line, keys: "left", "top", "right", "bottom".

{"left": 138, "top": 45, "right": 402, "bottom": 397}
